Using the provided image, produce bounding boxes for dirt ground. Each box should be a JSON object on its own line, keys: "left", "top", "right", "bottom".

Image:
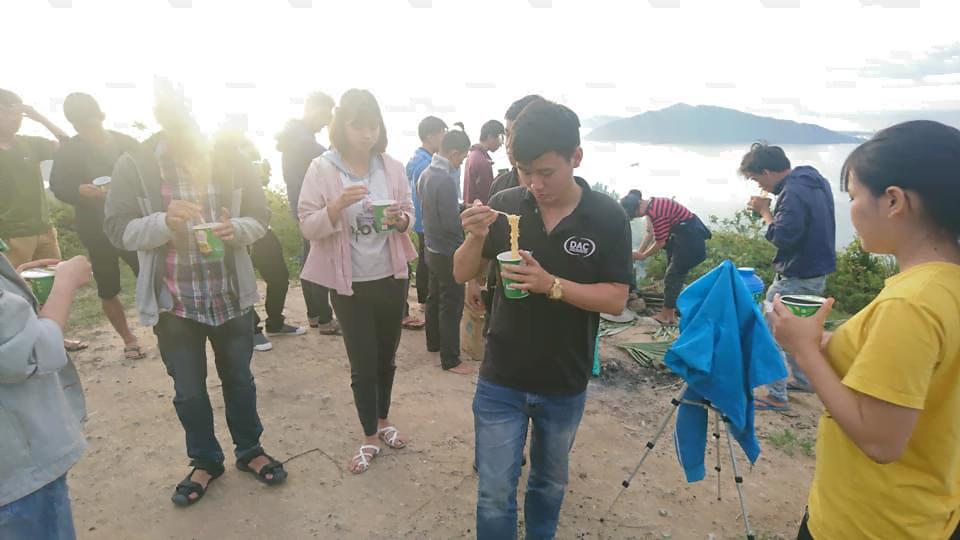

{"left": 66, "top": 283, "right": 821, "bottom": 540}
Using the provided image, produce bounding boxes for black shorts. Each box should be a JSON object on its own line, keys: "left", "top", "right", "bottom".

{"left": 84, "top": 233, "right": 139, "bottom": 299}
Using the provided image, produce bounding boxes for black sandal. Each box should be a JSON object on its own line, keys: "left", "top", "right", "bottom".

{"left": 236, "top": 448, "right": 288, "bottom": 486}
{"left": 171, "top": 460, "right": 225, "bottom": 507}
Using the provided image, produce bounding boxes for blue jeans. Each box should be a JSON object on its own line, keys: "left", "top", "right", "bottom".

{"left": 0, "top": 475, "right": 75, "bottom": 540}
{"left": 154, "top": 311, "right": 263, "bottom": 465}
{"left": 765, "top": 274, "right": 827, "bottom": 402}
{"left": 473, "top": 378, "right": 587, "bottom": 540}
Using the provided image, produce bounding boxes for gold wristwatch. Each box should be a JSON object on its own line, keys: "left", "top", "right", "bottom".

{"left": 548, "top": 277, "right": 564, "bottom": 301}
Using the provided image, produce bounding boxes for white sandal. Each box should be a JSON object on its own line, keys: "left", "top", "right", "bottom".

{"left": 350, "top": 444, "right": 380, "bottom": 474}
{"left": 377, "top": 426, "right": 407, "bottom": 449}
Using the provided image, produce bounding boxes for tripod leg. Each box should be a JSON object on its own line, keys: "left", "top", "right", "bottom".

{"left": 721, "top": 417, "right": 755, "bottom": 540}
{"left": 714, "top": 411, "right": 721, "bottom": 501}
{"left": 604, "top": 385, "right": 688, "bottom": 516}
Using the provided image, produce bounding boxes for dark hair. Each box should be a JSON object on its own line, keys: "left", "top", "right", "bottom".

{"left": 329, "top": 89, "right": 388, "bottom": 155}
{"left": 417, "top": 116, "right": 447, "bottom": 141}
{"left": 842, "top": 120, "right": 960, "bottom": 238}
{"left": 738, "top": 142, "right": 791, "bottom": 176}
{"left": 505, "top": 94, "right": 545, "bottom": 122}
{"left": 453, "top": 121, "right": 465, "bottom": 131}
{"left": 620, "top": 189, "right": 643, "bottom": 217}
{"left": 0, "top": 88, "right": 22, "bottom": 107}
{"left": 480, "top": 119, "right": 505, "bottom": 140}
{"left": 305, "top": 91, "right": 335, "bottom": 110}
{"left": 509, "top": 100, "right": 581, "bottom": 164}
{"left": 63, "top": 92, "right": 103, "bottom": 126}
{"left": 440, "top": 129, "right": 471, "bottom": 153}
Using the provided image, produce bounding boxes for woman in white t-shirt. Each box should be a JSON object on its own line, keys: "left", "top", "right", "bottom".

{"left": 298, "top": 89, "right": 418, "bottom": 474}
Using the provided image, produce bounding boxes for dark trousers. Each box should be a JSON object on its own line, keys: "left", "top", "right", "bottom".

{"left": 331, "top": 278, "right": 406, "bottom": 437}
{"left": 251, "top": 229, "right": 289, "bottom": 333}
{"left": 302, "top": 238, "right": 334, "bottom": 324}
{"left": 425, "top": 250, "right": 464, "bottom": 370}
{"left": 153, "top": 311, "right": 263, "bottom": 465}
{"left": 663, "top": 219, "right": 708, "bottom": 309}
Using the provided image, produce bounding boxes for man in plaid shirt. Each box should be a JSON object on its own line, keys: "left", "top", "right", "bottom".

{"left": 104, "top": 85, "right": 288, "bottom": 506}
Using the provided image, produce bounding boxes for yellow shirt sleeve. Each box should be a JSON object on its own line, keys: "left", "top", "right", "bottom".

{"left": 841, "top": 299, "right": 943, "bottom": 410}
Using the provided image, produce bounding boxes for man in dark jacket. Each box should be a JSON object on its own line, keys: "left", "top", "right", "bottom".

{"left": 49, "top": 92, "right": 145, "bottom": 359}
{"left": 463, "top": 120, "right": 504, "bottom": 205}
{"left": 275, "top": 91, "right": 339, "bottom": 334}
{"left": 741, "top": 142, "right": 836, "bottom": 411}
{"left": 420, "top": 129, "right": 473, "bottom": 374}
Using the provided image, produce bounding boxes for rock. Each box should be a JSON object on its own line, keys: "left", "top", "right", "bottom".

{"left": 658, "top": 509, "right": 669, "bottom": 517}
{"left": 661, "top": 533, "right": 672, "bottom": 539}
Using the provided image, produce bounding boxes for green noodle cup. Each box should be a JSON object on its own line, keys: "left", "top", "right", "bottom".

{"left": 21, "top": 269, "right": 55, "bottom": 304}
{"left": 372, "top": 200, "right": 397, "bottom": 232}
{"left": 781, "top": 295, "right": 826, "bottom": 318}
{"left": 192, "top": 223, "right": 226, "bottom": 262}
{"left": 497, "top": 251, "right": 529, "bottom": 299}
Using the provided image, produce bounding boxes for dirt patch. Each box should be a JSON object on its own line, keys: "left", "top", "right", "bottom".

{"left": 67, "top": 285, "right": 820, "bottom": 539}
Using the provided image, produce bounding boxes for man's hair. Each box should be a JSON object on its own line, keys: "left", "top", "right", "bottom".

{"left": 305, "top": 91, "right": 335, "bottom": 111}
{"left": 440, "top": 129, "right": 471, "bottom": 153}
{"left": 418, "top": 116, "right": 448, "bottom": 142}
{"left": 509, "top": 100, "right": 581, "bottom": 163}
{"left": 63, "top": 92, "right": 103, "bottom": 126}
{"left": 504, "top": 94, "right": 545, "bottom": 122}
{"left": 480, "top": 120, "right": 505, "bottom": 141}
{"left": 328, "top": 88, "right": 389, "bottom": 155}
{"left": 738, "top": 142, "right": 791, "bottom": 176}
{"left": 620, "top": 189, "right": 643, "bottom": 217}
{"left": 0, "top": 88, "right": 23, "bottom": 108}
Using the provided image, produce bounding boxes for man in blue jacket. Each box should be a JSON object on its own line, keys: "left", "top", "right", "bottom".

{"left": 403, "top": 116, "right": 448, "bottom": 329}
{"left": 740, "top": 143, "right": 836, "bottom": 411}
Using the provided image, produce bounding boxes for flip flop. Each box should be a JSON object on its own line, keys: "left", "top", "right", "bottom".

{"left": 124, "top": 344, "right": 146, "bottom": 360}
{"left": 754, "top": 395, "right": 790, "bottom": 412}
{"left": 402, "top": 316, "right": 425, "bottom": 330}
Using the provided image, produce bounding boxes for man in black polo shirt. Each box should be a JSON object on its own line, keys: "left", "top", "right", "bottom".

{"left": 454, "top": 101, "right": 632, "bottom": 540}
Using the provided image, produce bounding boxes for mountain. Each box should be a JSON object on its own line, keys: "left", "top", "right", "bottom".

{"left": 581, "top": 115, "right": 624, "bottom": 129}
{"left": 586, "top": 103, "right": 863, "bottom": 145}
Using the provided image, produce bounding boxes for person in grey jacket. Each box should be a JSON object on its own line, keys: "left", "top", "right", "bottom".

{"left": 420, "top": 129, "right": 472, "bottom": 373}
{"left": 103, "top": 86, "right": 287, "bottom": 506}
{"left": 0, "top": 253, "right": 91, "bottom": 540}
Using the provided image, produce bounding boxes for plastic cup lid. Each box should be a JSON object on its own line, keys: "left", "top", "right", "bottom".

{"left": 21, "top": 269, "right": 54, "bottom": 279}
{"left": 92, "top": 176, "right": 111, "bottom": 186}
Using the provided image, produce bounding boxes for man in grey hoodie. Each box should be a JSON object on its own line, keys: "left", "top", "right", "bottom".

{"left": 420, "top": 129, "right": 473, "bottom": 374}
{"left": 0, "top": 253, "right": 91, "bottom": 540}
{"left": 104, "top": 86, "right": 287, "bottom": 506}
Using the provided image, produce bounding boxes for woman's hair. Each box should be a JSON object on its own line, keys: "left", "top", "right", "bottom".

{"left": 841, "top": 120, "right": 960, "bottom": 239}
{"left": 328, "top": 89, "right": 388, "bottom": 155}
{"left": 620, "top": 189, "right": 643, "bottom": 217}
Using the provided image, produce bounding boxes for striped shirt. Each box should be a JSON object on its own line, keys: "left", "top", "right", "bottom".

{"left": 647, "top": 197, "right": 694, "bottom": 243}
{"left": 157, "top": 143, "right": 242, "bottom": 326}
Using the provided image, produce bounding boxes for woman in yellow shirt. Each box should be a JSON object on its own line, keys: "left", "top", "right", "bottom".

{"left": 770, "top": 120, "right": 960, "bottom": 540}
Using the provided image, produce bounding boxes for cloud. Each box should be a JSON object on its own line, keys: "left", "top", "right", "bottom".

{"left": 862, "top": 42, "right": 960, "bottom": 80}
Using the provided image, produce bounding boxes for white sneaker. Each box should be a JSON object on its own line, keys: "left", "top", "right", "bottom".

{"left": 253, "top": 333, "right": 273, "bottom": 351}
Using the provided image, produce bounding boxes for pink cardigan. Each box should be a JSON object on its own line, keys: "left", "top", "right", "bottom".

{"left": 298, "top": 152, "right": 418, "bottom": 296}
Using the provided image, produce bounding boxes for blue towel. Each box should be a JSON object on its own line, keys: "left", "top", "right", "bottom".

{"left": 663, "top": 260, "right": 786, "bottom": 482}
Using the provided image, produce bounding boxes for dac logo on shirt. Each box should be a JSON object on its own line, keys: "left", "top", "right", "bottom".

{"left": 563, "top": 236, "right": 596, "bottom": 257}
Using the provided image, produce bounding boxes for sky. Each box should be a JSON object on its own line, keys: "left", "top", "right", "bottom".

{"left": 5, "top": 0, "right": 960, "bottom": 139}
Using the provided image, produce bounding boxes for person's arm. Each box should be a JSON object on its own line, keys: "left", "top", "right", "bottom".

{"left": 20, "top": 105, "right": 69, "bottom": 143}
{"left": 299, "top": 160, "right": 348, "bottom": 240}
{"left": 453, "top": 203, "right": 499, "bottom": 283}
{"left": 765, "top": 190, "right": 807, "bottom": 249}
{"left": 103, "top": 154, "right": 175, "bottom": 251}
{"left": 0, "top": 256, "right": 90, "bottom": 384}
{"left": 771, "top": 298, "right": 929, "bottom": 464}
{"left": 436, "top": 175, "right": 461, "bottom": 240}
{"left": 48, "top": 142, "right": 88, "bottom": 207}
{"left": 224, "top": 156, "right": 269, "bottom": 247}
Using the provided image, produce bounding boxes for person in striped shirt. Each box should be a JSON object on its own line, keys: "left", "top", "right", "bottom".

{"left": 621, "top": 190, "right": 711, "bottom": 325}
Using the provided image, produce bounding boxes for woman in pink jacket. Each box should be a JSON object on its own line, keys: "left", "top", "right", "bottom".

{"left": 298, "top": 89, "right": 418, "bottom": 474}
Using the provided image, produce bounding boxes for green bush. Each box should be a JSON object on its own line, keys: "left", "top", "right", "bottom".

{"left": 263, "top": 187, "right": 304, "bottom": 275}
{"left": 825, "top": 238, "right": 897, "bottom": 314}
{"left": 644, "top": 209, "right": 891, "bottom": 314}
{"left": 645, "top": 210, "right": 777, "bottom": 286}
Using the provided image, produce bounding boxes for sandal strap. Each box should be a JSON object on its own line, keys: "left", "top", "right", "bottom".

{"left": 353, "top": 444, "right": 380, "bottom": 469}
{"left": 188, "top": 460, "right": 225, "bottom": 477}
{"left": 378, "top": 426, "right": 403, "bottom": 447}
{"left": 236, "top": 447, "right": 267, "bottom": 467}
